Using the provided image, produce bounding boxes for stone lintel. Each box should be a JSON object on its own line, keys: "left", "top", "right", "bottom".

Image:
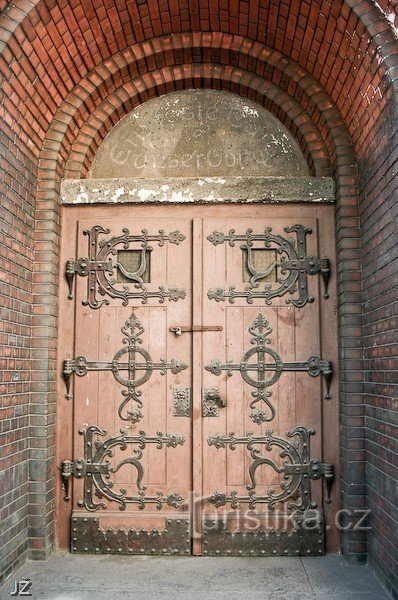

{"left": 60, "top": 176, "right": 335, "bottom": 205}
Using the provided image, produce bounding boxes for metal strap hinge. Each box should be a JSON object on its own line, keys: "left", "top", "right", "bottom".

{"left": 65, "top": 227, "right": 187, "bottom": 307}
{"left": 65, "top": 258, "right": 90, "bottom": 300}
{"left": 61, "top": 458, "right": 109, "bottom": 501}
{"left": 283, "top": 459, "right": 335, "bottom": 502}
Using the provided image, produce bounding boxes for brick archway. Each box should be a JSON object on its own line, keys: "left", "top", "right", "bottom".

{"left": 1, "top": 0, "right": 397, "bottom": 592}
{"left": 64, "top": 68, "right": 331, "bottom": 178}
{"left": 34, "top": 37, "right": 361, "bottom": 560}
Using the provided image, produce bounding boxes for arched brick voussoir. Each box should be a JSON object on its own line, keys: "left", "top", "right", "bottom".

{"left": 344, "top": 0, "right": 398, "bottom": 76}
{"left": 0, "top": 0, "right": 41, "bottom": 52}
{"left": 63, "top": 67, "right": 333, "bottom": 179}
{"left": 38, "top": 33, "right": 356, "bottom": 183}
{"left": 1, "top": 0, "right": 396, "bottom": 90}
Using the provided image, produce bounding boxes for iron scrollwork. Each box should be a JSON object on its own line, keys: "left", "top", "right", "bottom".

{"left": 205, "top": 314, "right": 332, "bottom": 423}
{"left": 62, "top": 425, "right": 185, "bottom": 511}
{"left": 63, "top": 311, "right": 188, "bottom": 422}
{"left": 207, "top": 426, "right": 334, "bottom": 510}
{"left": 66, "top": 225, "right": 186, "bottom": 308}
{"left": 207, "top": 225, "right": 331, "bottom": 307}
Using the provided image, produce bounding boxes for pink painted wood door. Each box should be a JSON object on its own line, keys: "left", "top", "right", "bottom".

{"left": 199, "top": 217, "right": 333, "bottom": 556}
{"left": 65, "top": 218, "right": 192, "bottom": 554}
{"left": 59, "top": 208, "right": 337, "bottom": 556}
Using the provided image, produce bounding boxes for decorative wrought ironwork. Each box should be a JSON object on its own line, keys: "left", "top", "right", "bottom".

{"left": 202, "top": 388, "right": 226, "bottom": 417}
{"left": 203, "top": 511, "right": 325, "bottom": 556}
{"left": 205, "top": 314, "right": 332, "bottom": 423}
{"left": 63, "top": 311, "right": 188, "bottom": 422}
{"left": 173, "top": 387, "right": 191, "bottom": 417}
{"left": 207, "top": 426, "right": 334, "bottom": 509}
{"left": 71, "top": 517, "right": 191, "bottom": 555}
{"left": 66, "top": 225, "right": 186, "bottom": 308}
{"left": 61, "top": 425, "right": 185, "bottom": 511}
{"left": 207, "top": 225, "right": 330, "bottom": 307}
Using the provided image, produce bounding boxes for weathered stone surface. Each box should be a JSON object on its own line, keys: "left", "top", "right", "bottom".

{"left": 61, "top": 176, "right": 335, "bottom": 205}
{"left": 0, "top": 552, "right": 391, "bottom": 599}
{"left": 89, "top": 90, "right": 309, "bottom": 178}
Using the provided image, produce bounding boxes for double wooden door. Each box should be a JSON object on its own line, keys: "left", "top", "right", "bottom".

{"left": 57, "top": 206, "right": 338, "bottom": 556}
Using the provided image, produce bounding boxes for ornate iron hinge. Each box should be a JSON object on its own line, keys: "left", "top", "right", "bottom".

{"left": 207, "top": 225, "right": 331, "bottom": 307}
{"left": 205, "top": 313, "right": 332, "bottom": 423}
{"left": 61, "top": 425, "right": 185, "bottom": 511}
{"left": 61, "top": 457, "right": 107, "bottom": 501}
{"left": 63, "top": 311, "right": 188, "bottom": 423}
{"left": 65, "top": 258, "right": 88, "bottom": 300}
{"left": 207, "top": 426, "right": 334, "bottom": 509}
{"left": 66, "top": 225, "right": 186, "bottom": 307}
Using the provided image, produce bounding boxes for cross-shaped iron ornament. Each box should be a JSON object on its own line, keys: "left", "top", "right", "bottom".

{"left": 63, "top": 311, "right": 188, "bottom": 422}
{"left": 205, "top": 314, "right": 332, "bottom": 423}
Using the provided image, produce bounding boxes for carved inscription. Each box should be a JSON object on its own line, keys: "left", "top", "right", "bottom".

{"left": 91, "top": 90, "right": 309, "bottom": 178}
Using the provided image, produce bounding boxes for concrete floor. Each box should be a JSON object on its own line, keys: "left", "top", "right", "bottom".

{"left": 0, "top": 553, "right": 391, "bottom": 600}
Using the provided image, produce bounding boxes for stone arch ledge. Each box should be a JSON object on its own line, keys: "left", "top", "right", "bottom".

{"left": 60, "top": 176, "right": 335, "bottom": 206}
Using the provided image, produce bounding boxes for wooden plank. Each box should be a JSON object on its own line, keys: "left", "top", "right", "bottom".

{"left": 55, "top": 208, "right": 77, "bottom": 549}
{"left": 192, "top": 218, "right": 203, "bottom": 554}
{"left": 226, "top": 305, "right": 245, "bottom": 489}
{"left": 316, "top": 207, "right": 340, "bottom": 551}
{"left": 147, "top": 307, "right": 167, "bottom": 487}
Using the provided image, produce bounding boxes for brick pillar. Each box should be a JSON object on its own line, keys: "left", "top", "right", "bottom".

{"left": 28, "top": 175, "right": 61, "bottom": 559}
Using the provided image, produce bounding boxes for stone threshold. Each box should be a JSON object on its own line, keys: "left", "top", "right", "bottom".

{"left": 60, "top": 176, "right": 335, "bottom": 205}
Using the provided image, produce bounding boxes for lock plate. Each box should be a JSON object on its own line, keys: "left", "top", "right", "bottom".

{"left": 202, "top": 388, "right": 225, "bottom": 416}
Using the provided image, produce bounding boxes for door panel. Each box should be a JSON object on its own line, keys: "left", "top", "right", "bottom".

{"left": 64, "top": 218, "right": 192, "bottom": 554}
{"left": 201, "top": 218, "right": 330, "bottom": 555}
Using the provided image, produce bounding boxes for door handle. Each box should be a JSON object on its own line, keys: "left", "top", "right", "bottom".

{"left": 170, "top": 325, "right": 223, "bottom": 336}
{"left": 202, "top": 388, "right": 226, "bottom": 416}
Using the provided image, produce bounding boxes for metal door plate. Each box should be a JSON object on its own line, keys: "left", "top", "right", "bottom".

{"left": 71, "top": 516, "right": 191, "bottom": 555}
{"left": 173, "top": 388, "right": 192, "bottom": 417}
{"left": 203, "top": 511, "right": 324, "bottom": 556}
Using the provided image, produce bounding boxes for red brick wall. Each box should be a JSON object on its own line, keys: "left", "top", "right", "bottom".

{"left": 359, "top": 93, "right": 398, "bottom": 597}
{"left": 0, "top": 1, "right": 397, "bottom": 594}
{"left": 0, "top": 104, "right": 36, "bottom": 579}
